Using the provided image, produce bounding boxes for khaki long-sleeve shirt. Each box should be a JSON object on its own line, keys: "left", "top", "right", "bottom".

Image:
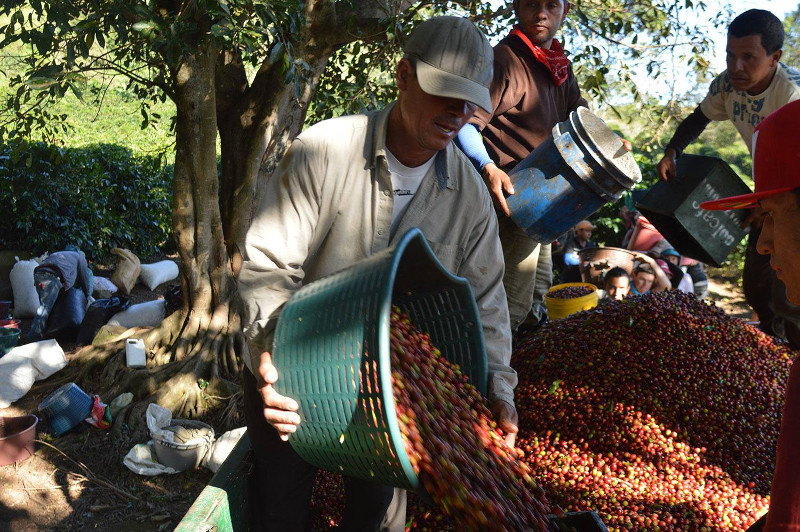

{"left": 238, "top": 103, "right": 517, "bottom": 406}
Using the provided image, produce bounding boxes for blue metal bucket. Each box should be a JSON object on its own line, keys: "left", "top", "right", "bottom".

{"left": 506, "top": 107, "right": 641, "bottom": 243}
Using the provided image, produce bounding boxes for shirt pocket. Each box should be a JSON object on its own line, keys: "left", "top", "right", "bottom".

{"left": 425, "top": 240, "right": 465, "bottom": 273}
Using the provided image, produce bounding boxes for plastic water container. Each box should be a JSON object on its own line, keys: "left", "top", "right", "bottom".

{"left": 125, "top": 338, "right": 146, "bottom": 368}
{"left": 507, "top": 107, "right": 642, "bottom": 244}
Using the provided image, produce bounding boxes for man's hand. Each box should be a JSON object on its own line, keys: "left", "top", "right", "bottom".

{"left": 657, "top": 148, "right": 678, "bottom": 181}
{"left": 255, "top": 351, "right": 301, "bottom": 441}
{"left": 491, "top": 400, "right": 519, "bottom": 448}
{"left": 620, "top": 138, "right": 633, "bottom": 152}
{"left": 481, "top": 163, "right": 515, "bottom": 217}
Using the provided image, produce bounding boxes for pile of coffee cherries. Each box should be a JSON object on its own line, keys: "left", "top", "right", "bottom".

{"left": 513, "top": 291, "right": 794, "bottom": 530}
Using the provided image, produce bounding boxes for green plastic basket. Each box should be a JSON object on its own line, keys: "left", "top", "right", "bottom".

{"left": 272, "top": 228, "right": 488, "bottom": 493}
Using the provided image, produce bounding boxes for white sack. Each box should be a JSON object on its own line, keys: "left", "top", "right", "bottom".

{"left": 123, "top": 442, "right": 179, "bottom": 476}
{"left": 107, "top": 299, "right": 165, "bottom": 328}
{"left": 138, "top": 261, "right": 179, "bottom": 291}
{"left": 0, "top": 357, "right": 37, "bottom": 409}
{"left": 202, "top": 427, "right": 247, "bottom": 473}
{"left": 10, "top": 258, "right": 39, "bottom": 319}
{"left": 92, "top": 276, "right": 119, "bottom": 298}
{"left": 5, "top": 339, "right": 67, "bottom": 380}
{"left": 0, "top": 339, "right": 67, "bottom": 408}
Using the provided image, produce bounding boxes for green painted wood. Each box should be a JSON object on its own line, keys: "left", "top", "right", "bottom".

{"left": 175, "top": 432, "right": 253, "bottom": 532}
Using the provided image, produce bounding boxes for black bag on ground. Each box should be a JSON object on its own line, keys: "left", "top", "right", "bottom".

{"left": 76, "top": 295, "right": 132, "bottom": 345}
{"left": 45, "top": 287, "right": 88, "bottom": 342}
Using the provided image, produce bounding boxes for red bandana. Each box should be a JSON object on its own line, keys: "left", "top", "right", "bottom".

{"left": 509, "top": 25, "right": 570, "bottom": 87}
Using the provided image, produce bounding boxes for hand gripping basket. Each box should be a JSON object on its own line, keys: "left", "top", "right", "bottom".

{"left": 272, "top": 228, "right": 488, "bottom": 493}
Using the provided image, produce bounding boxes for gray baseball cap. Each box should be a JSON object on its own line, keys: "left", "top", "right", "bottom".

{"left": 404, "top": 16, "right": 494, "bottom": 113}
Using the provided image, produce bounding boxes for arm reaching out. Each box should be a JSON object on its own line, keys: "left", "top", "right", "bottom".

{"left": 657, "top": 148, "right": 678, "bottom": 181}
{"left": 456, "top": 124, "right": 514, "bottom": 216}
{"left": 634, "top": 252, "right": 671, "bottom": 293}
{"left": 481, "top": 163, "right": 515, "bottom": 217}
{"left": 491, "top": 400, "right": 519, "bottom": 448}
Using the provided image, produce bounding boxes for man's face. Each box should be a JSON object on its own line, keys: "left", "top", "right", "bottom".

{"left": 606, "top": 276, "right": 630, "bottom": 301}
{"left": 391, "top": 60, "right": 478, "bottom": 165}
{"left": 576, "top": 226, "right": 592, "bottom": 242}
{"left": 634, "top": 271, "right": 655, "bottom": 294}
{"left": 514, "top": 0, "right": 569, "bottom": 49}
{"left": 726, "top": 34, "right": 781, "bottom": 94}
{"left": 665, "top": 255, "right": 680, "bottom": 266}
{"left": 757, "top": 191, "right": 800, "bottom": 304}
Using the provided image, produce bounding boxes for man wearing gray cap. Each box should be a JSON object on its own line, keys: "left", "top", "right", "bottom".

{"left": 238, "top": 16, "right": 517, "bottom": 531}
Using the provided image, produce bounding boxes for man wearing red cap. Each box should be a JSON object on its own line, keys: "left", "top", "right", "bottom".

{"left": 660, "top": 9, "right": 800, "bottom": 348}
{"left": 702, "top": 99, "right": 800, "bottom": 531}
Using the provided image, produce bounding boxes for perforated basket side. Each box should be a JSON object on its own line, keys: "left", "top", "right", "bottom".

{"left": 390, "top": 236, "right": 487, "bottom": 394}
{"left": 272, "top": 228, "right": 488, "bottom": 491}
{"left": 37, "top": 383, "right": 93, "bottom": 436}
{"left": 273, "top": 243, "right": 414, "bottom": 489}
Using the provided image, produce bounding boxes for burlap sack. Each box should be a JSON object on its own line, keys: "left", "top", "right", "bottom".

{"left": 110, "top": 248, "right": 141, "bottom": 295}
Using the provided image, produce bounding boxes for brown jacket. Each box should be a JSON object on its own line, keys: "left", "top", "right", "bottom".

{"left": 471, "top": 35, "right": 588, "bottom": 169}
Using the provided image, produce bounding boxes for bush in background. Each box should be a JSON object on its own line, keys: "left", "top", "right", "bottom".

{"left": 0, "top": 140, "right": 173, "bottom": 263}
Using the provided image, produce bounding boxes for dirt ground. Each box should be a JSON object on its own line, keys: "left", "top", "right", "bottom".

{"left": 0, "top": 270, "right": 754, "bottom": 532}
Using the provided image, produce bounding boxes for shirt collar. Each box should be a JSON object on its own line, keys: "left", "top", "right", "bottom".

{"left": 368, "top": 102, "right": 455, "bottom": 191}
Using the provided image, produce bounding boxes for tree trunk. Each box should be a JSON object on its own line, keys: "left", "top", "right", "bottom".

{"left": 70, "top": 0, "right": 409, "bottom": 431}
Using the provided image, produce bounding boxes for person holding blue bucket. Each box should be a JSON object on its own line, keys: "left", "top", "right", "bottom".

{"left": 456, "top": 0, "right": 601, "bottom": 337}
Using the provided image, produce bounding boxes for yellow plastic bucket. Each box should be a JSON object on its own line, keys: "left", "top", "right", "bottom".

{"left": 544, "top": 282, "right": 599, "bottom": 319}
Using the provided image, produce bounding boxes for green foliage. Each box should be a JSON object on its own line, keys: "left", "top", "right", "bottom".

{"left": 308, "top": 38, "right": 399, "bottom": 124}
{"left": 0, "top": 0, "right": 761, "bottom": 279}
{"left": 783, "top": 6, "right": 800, "bottom": 67}
{"left": 564, "top": 0, "right": 719, "bottom": 109}
{"left": 0, "top": 140, "right": 173, "bottom": 262}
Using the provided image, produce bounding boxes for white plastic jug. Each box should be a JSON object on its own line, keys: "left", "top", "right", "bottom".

{"left": 125, "top": 338, "right": 146, "bottom": 368}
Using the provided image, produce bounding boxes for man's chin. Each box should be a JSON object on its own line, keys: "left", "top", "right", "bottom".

{"left": 523, "top": 28, "right": 553, "bottom": 45}
{"left": 729, "top": 80, "right": 750, "bottom": 91}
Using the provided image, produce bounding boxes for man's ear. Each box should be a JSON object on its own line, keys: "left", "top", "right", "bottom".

{"left": 562, "top": 1, "right": 571, "bottom": 21}
{"left": 396, "top": 58, "right": 412, "bottom": 90}
{"left": 771, "top": 49, "right": 783, "bottom": 66}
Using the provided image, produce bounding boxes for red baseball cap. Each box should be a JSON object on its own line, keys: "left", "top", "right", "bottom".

{"left": 701, "top": 100, "right": 800, "bottom": 211}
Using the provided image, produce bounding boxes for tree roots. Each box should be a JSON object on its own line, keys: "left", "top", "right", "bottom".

{"left": 65, "top": 306, "right": 245, "bottom": 434}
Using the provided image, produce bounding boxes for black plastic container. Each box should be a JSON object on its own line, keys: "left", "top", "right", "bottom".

{"left": 635, "top": 154, "right": 751, "bottom": 266}
{"left": 548, "top": 511, "right": 610, "bottom": 531}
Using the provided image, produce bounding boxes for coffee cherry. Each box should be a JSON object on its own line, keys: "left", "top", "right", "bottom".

{"left": 548, "top": 286, "right": 594, "bottom": 299}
